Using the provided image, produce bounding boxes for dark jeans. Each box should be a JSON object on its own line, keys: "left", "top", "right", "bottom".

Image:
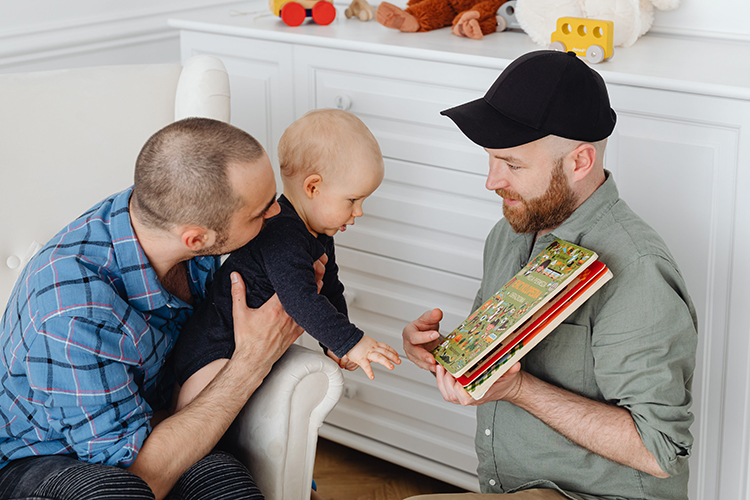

{"left": 0, "top": 450, "right": 263, "bottom": 500}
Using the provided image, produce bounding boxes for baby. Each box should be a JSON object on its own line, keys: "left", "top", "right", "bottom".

{"left": 173, "top": 109, "right": 401, "bottom": 404}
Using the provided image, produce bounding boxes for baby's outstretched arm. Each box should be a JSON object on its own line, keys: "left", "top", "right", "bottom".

{"left": 345, "top": 335, "right": 401, "bottom": 380}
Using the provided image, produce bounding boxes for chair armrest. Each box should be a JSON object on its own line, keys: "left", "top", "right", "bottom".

{"left": 222, "top": 344, "right": 344, "bottom": 500}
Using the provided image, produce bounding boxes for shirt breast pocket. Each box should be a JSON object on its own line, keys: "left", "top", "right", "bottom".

{"left": 522, "top": 323, "right": 597, "bottom": 397}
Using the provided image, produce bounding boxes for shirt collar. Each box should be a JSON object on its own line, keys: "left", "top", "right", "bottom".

{"left": 277, "top": 194, "right": 331, "bottom": 244}
{"left": 108, "top": 187, "right": 169, "bottom": 312}
{"left": 547, "top": 170, "right": 619, "bottom": 245}
{"left": 526, "top": 170, "right": 618, "bottom": 250}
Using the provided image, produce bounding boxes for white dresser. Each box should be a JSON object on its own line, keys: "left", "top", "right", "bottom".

{"left": 169, "top": 6, "right": 750, "bottom": 498}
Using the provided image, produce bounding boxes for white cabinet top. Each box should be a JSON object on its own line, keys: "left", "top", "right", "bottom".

{"left": 169, "top": 1, "right": 750, "bottom": 100}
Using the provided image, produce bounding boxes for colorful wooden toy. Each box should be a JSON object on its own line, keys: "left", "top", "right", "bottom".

{"left": 345, "top": 0, "right": 376, "bottom": 21}
{"left": 271, "top": 0, "right": 336, "bottom": 27}
{"left": 549, "top": 17, "right": 614, "bottom": 63}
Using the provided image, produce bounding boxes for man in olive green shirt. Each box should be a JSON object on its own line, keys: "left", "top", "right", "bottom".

{"left": 402, "top": 50, "right": 697, "bottom": 500}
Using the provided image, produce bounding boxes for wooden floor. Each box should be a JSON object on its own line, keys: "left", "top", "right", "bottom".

{"left": 313, "top": 438, "right": 468, "bottom": 500}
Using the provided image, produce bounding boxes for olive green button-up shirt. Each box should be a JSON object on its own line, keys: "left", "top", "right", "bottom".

{"left": 473, "top": 172, "right": 697, "bottom": 500}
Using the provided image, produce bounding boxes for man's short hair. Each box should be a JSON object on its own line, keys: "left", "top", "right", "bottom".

{"left": 133, "top": 117, "right": 265, "bottom": 233}
{"left": 277, "top": 108, "right": 381, "bottom": 179}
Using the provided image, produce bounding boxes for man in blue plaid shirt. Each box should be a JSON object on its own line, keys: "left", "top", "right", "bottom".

{"left": 0, "top": 118, "right": 310, "bottom": 500}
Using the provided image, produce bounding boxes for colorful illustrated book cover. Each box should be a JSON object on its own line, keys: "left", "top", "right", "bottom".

{"left": 431, "top": 238, "right": 596, "bottom": 377}
{"left": 462, "top": 260, "right": 612, "bottom": 399}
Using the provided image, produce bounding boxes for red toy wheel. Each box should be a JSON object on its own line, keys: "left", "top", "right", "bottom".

{"left": 281, "top": 2, "right": 306, "bottom": 27}
{"left": 311, "top": 1, "right": 336, "bottom": 25}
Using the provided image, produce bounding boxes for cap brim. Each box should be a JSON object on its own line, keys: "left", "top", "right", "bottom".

{"left": 440, "top": 98, "right": 549, "bottom": 149}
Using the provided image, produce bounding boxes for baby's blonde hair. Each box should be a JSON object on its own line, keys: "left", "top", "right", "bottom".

{"left": 278, "top": 108, "right": 383, "bottom": 180}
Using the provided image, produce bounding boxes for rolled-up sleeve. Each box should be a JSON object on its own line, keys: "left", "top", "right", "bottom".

{"left": 592, "top": 254, "right": 697, "bottom": 476}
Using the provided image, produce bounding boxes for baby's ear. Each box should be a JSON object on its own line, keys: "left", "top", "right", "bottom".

{"left": 303, "top": 174, "right": 323, "bottom": 199}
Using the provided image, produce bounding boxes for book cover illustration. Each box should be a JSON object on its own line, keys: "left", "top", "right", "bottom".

{"left": 431, "top": 238, "right": 596, "bottom": 377}
{"left": 462, "top": 260, "right": 612, "bottom": 399}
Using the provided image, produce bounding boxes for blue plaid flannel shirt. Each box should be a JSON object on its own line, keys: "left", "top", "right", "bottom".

{"left": 0, "top": 188, "right": 219, "bottom": 468}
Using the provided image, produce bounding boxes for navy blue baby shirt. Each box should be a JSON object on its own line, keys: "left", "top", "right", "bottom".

{"left": 173, "top": 195, "right": 364, "bottom": 385}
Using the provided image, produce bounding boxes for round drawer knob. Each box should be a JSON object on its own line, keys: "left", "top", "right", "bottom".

{"left": 343, "top": 290, "right": 357, "bottom": 305}
{"left": 343, "top": 384, "right": 358, "bottom": 399}
{"left": 6, "top": 255, "right": 21, "bottom": 270}
{"left": 334, "top": 95, "right": 352, "bottom": 111}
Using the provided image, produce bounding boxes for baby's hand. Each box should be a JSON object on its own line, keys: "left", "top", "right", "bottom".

{"left": 325, "top": 349, "right": 358, "bottom": 371}
{"left": 346, "top": 335, "right": 402, "bottom": 380}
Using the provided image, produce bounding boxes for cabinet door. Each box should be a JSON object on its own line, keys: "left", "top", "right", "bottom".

{"left": 607, "top": 83, "right": 750, "bottom": 500}
{"left": 180, "top": 31, "right": 295, "bottom": 178}
{"left": 295, "top": 46, "right": 508, "bottom": 489}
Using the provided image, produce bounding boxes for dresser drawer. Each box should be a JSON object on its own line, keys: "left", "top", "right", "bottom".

{"left": 295, "top": 46, "right": 501, "bottom": 176}
{"left": 295, "top": 46, "right": 504, "bottom": 301}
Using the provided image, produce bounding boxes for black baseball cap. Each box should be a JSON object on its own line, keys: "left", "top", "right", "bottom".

{"left": 441, "top": 50, "right": 616, "bottom": 149}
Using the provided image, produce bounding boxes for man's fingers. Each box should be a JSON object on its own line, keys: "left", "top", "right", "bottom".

{"left": 507, "top": 362, "right": 522, "bottom": 376}
{"left": 435, "top": 365, "right": 457, "bottom": 403}
{"left": 402, "top": 329, "right": 439, "bottom": 368}
{"left": 413, "top": 353, "right": 438, "bottom": 373}
{"left": 402, "top": 309, "right": 444, "bottom": 372}
{"left": 313, "top": 257, "right": 326, "bottom": 293}
{"left": 412, "top": 329, "right": 440, "bottom": 345}
{"left": 230, "top": 272, "right": 248, "bottom": 322}
{"left": 406, "top": 345, "right": 438, "bottom": 372}
{"left": 416, "top": 308, "right": 443, "bottom": 330}
{"left": 436, "top": 365, "right": 473, "bottom": 405}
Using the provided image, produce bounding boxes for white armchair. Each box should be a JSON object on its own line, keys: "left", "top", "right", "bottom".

{"left": 0, "top": 56, "right": 344, "bottom": 500}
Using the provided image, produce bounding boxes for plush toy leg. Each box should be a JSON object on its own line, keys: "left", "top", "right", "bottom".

{"left": 408, "top": 0, "right": 459, "bottom": 30}
{"left": 376, "top": 2, "right": 420, "bottom": 31}
{"left": 452, "top": 11, "right": 484, "bottom": 39}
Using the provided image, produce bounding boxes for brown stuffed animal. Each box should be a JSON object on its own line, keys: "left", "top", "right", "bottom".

{"left": 377, "top": 0, "right": 508, "bottom": 40}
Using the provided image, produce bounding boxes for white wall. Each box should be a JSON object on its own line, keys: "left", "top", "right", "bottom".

{"left": 652, "top": 0, "right": 750, "bottom": 40}
{"left": 0, "top": 1, "right": 244, "bottom": 73}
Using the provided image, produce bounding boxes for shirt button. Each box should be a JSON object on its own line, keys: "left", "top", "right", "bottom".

{"left": 489, "top": 479, "right": 496, "bottom": 486}
{"left": 485, "top": 428, "right": 491, "bottom": 436}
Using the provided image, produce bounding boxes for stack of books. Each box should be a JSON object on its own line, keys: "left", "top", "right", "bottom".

{"left": 431, "top": 238, "right": 612, "bottom": 400}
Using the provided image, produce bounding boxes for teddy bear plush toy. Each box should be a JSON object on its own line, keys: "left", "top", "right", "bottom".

{"left": 515, "top": 0, "right": 679, "bottom": 47}
{"left": 377, "top": 0, "right": 509, "bottom": 40}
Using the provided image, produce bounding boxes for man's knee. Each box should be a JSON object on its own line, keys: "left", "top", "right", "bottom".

{"left": 32, "top": 463, "right": 154, "bottom": 500}
{"left": 169, "top": 450, "right": 263, "bottom": 500}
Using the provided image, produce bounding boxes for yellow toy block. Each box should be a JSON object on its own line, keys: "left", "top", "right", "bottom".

{"left": 549, "top": 17, "right": 614, "bottom": 64}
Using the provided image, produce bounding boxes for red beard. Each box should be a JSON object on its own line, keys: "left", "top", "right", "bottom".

{"left": 497, "top": 160, "right": 577, "bottom": 234}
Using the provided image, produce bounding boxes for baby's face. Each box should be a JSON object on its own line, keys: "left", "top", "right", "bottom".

{"left": 307, "top": 161, "right": 383, "bottom": 237}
